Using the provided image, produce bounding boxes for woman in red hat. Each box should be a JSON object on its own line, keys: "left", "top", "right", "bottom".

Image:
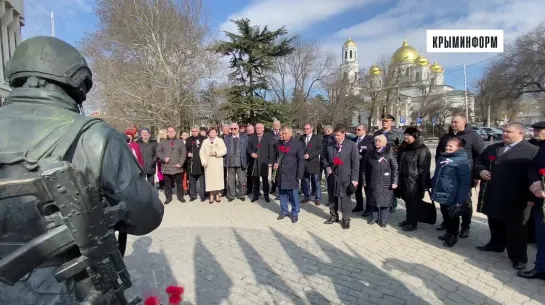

{"left": 125, "top": 129, "right": 144, "bottom": 168}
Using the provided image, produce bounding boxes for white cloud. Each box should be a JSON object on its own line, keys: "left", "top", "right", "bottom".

{"left": 22, "top": 0, "right": 93, "bottom": 40}
{"left": 327, "top": 0, "right": 545, "bottom": 74}
{"left": 218, "top": 0, "right": 376, "bottom": 35}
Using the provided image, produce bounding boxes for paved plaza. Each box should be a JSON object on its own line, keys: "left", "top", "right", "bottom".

{"left": 123, "top": 187, "right": 545, "bottom": 305}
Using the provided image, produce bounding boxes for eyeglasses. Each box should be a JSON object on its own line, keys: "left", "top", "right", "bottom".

{"left": 191, "top": 130, "right": 198, "bottom": 133}
{"left": 231, "top": 128, "right": 238, "bottom": 130}
{"left": 355, "top": 128, "right": 362, "bottom": 131}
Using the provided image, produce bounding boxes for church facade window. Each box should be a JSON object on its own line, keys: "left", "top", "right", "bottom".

{"left": 344, "top": 51, "right": 347, "bottom": 60}
{"left": 430, "top": 77, "right": 435, "bottom": 85}
{"left": 349, "top": 50, "right": 352, "bottom": 59}
{"left": 354, "top": 72, "right": 358, "bottom": 80}
{"left": 405, "top": 69, "right": 409, "bottom": 76}
{"left": 343, "top": 72, "right": 348, "bottom": 79}
{"left": 416, "top": 71, "right": 422, "bottom": 81}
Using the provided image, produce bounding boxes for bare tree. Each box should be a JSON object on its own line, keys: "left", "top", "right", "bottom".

{"left": 198, "top": 81, "right": 229, "bottom": 127}
{"left": 81, "top": 0, "right": 218, "bottom": 128}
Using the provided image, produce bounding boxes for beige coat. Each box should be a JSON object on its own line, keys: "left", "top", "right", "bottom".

{"left": 200, "top": 137, "right": 227, "bottom": 192}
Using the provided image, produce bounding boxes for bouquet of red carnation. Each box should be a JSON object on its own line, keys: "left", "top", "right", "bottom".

{"left": 166, "top": 285, "right": 185, "bottom": 305}
{"left": 479, "top": 155, "right": 496, "bottom": 212}
{"left": 305, "top": 143, "right": 312, "bottom": 154}
{"left": 272, "top": 145, "right": 290, "bottom": 181}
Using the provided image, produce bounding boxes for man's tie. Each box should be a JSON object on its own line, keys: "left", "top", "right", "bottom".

{"left": 501, "top": 144, "right": 512, "bottom": 155}
{"left": 357, "top": 137, "right": 361, "bottom": 145}
{"left": 233, "top": 137, "right": 238, "bottom": 151}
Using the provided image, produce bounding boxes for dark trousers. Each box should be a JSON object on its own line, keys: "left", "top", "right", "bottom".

{"left": 227, "top": 167, "right": 247, "bottom": 198}
{"left": 405, "top": 198, "right": 421, "bottom": 226}
{"left": 487, "top": 216, "right": 528, "bottom": 263}
{"left": 302, "top": 173, "right": 321, "bottom": 200}
{"left": 247, "top": 171, "right": 253, "bottom": 194}
{"left": 329, "top": 196, "right": 353, "bottom": 221}
{"left": 528, "top": 206, "right": 536, "bottom": 244}
{"left": 250, "top": 175, "right": 269, "bottom": 198}
{"left": 534, "top": 210, "right": 545, "bottom": 271}
{"left": 189, "top": 174, "right": 205, "bottom": 199}
{"left": 371, "top": 207, "right": 389, "bottom": 223}
{"left": 164, "top": 173, "right": 184, "bottom": 199}
{"left": 440, "top": 204, "right": 461, "bottom": 235}
{"left": 222, "top": 166, "right": 228, "bottom": 195}
{"left": 146, "top": 174, "right": 155, "bottom": 185}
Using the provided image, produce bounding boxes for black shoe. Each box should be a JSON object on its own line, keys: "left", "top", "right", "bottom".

{"left": 164, "top": 197, "right": 172, "bottom": 205}
{"left": 251, "top": 197, "right": 259, "bottom": 202}
{"left": 367, "top": 219, "right": 376, "bottom": 225}
{"left": 301, "top": 198, "right": 310, "bottom": 203}
{"left": 398, "top": 220, "right": 409, "bottom": 227}
{"left": 402, "top": 224, "right": 417, "bottom": 231}
{"left": 342, "top": 220, "right": 350, "bottom": 230}
{"left": 227, "top": 197, "right": 235, "bottom": 202}
{"left": 190, "top": 197, "right": 197, "bottom": 202}
{"left": 379, "top": 221, "right": 387, "bottom": 228}
{"left": 277, "top": 214, "right": 288, "bottom": 220}
{"left": 438, "top": 234, "right": 447, "bottom": 241}
{"left": 238, "top": 197, "right": 246, "bottom": 201}
{"left": 352, "top": 206, "right": 363, "bottom": 213}
{"left": 314, "top": 200, "right": 321, "bottom": 206}
{"left": 476, "top": 245, "right": 504, "bottom": 252}
{"left": 362, "top": 210, "right": 370, "bottom": 217}
{"left": 512, "top": 261, "right": 526, "bottom": 271}
{"left": 291, "top": 215, "right": 299, "bottom": 223}
{"left": 264, "top": 196, "right": 271, "bottom": 203}
{"left": 436, "top": 222, "right": 446, "bottom": 231}
{"left": 177, "top": 196, "right": 186, "bottom": 203}
{"left": 200, "top": 198, "right": 206, "bottom": 202}
{"left": 517, "top": 268, "right": 545, "bottom": 280}
{"left": 443, "top": 234, "right": 458, "bottom": 247}
{"left": 459, "top": 228, "right": 470, "bottom": 238}
{"left": 324, "top": 216, "right": 339, "bottom": 224}
{"left": 389, "top": 206, "right": 396, "bottom": 213}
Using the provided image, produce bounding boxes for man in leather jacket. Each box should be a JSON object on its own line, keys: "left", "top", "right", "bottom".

{"left": 0, "top": 37, "right": 164, "bottom": 304}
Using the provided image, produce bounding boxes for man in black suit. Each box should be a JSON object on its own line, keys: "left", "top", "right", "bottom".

{"left": 269, "top": 120, "right": 282, "bottom": 196}
{"left": 247, "top": 123, "right": 274, "bottom": 202}
{"left": 300, "top": 123, "right": 324, "bottom": 206}
{"left": 351, "top": 123, "right": 375, "bottom": 215}
{"left": 220, "top": 124, "right": 231, "bottom": 196}
{"left": 322, "top": 124, "right": 360, "bottom": 229}
{"left": 475, "top": 122, "right": 538, "bottom": 271}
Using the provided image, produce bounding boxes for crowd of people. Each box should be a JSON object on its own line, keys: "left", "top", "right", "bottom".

{"left": 125, "top": 114, "right": 545, "bottom": 282}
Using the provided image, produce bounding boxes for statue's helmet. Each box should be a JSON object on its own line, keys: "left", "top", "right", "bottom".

{"left": 5, "top": 36, "right": 93, "bottom": 103}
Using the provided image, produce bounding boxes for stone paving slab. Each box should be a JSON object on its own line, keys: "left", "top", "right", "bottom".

{"left": 123, "top": 191, "right": 544, "bottom": 305}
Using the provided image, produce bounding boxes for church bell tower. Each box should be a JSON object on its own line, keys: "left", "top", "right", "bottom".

{"left": 340, "top": 37, "right": 359, "bottom": 83}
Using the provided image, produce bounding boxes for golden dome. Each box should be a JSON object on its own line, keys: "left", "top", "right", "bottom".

{"left": 343, "top": 37, "right": 357, "bottom": 48}
{"left": 369, "top": 64, "right": 382, "bottom": 75}
{"left": 414, "top": 54, "right": 429, "bottom": 66}
{"left": 391, "top": 39, "right": 419, "bottom": 64}
{"left": 430, "top": 62, "right": 444, "bottom": 73}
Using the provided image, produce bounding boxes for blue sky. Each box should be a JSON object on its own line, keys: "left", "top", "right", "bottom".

{"left": 22, "top": 0, "right": 544, "bottom": 91}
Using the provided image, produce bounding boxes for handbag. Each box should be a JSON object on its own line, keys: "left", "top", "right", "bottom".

{"left": 447, "top": 201, "right": 470, "bottom": 218}
{"left": 417, "top": 190, "right": 437, "bottom": 225}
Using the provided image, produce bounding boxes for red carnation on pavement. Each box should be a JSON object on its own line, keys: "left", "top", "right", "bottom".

{"left": 333, "top": 157, "right": 344, "bottom": 166}
{"left": 166, "top": 285, "right": 184, "bottom": 305}
{"left": 539, "top": 168, "right": 545, "bottom": 176}
{"left": 144, "top": 296, "right": 160, "bottom": 305}
{"left": 169, "top": 294, "right": 183, "bottom": 305}
{"left": 488, "top": 155, "right": 496, "bottom": 161}
{"left": 166, "top": 286, "right": 184, "bottom": 295}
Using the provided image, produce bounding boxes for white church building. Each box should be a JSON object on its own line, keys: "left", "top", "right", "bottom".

{"left": 339, "top": 38, "right": 475, "bottom": 127}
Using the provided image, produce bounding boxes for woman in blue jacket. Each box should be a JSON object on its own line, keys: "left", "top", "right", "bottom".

{"left": 431, "top": 137, "right": 472, "bottom": 247}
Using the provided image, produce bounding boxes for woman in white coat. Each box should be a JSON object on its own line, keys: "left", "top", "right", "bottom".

{"left": 200, "top": 127, "right": 227, "bottom": 203}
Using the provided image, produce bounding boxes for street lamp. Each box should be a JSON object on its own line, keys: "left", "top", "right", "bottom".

{"left": 395, "top": 56, "right": 409, "bottom": 127}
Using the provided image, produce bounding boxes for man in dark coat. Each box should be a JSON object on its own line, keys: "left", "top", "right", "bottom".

{"left": 220, "top": 124, "right": 231, "bottom": 196}
{"left": 520, "top": 132, "right": 545, "bottom": 280}
{"left": 138, "top": 127, "right": 158, "bottom": 185}
{"left": 475, "top": 122, "right": 538, "bottom": 271}
{"left": 157, "top": 127, "right": 187, "bottom": 204}
{"left": 300, "top": 123, "right": 323, "bottom": 205}
{"left": 274, "top": 127, "right": 305, "bottom": 223}
{"left": 373, "top": 114, "right": 404, "bottom": 213}
{"left": 269, "top": 120, "right": 282, "bottom": 195}
{"left": 247, "top": 123, "right": 274, "bottom": 202}
{"left": 224, "top": 123, "right": 249, "bottom": 201}
{"left": 0, "top": 36, "right": 163, "bottom": 304}
{"left": 436, "top": 114, "right": 485, "bottom": 237}
{"left": 352, "top": 123, "right": 375, "bottom": 215}
{"left": 186, "top": 126, "right": 208, "bottom": 202}
{"left": 322, "top": 125, "right": 359, "bottom": 229}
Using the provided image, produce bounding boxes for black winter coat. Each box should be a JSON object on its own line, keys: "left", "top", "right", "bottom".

{"left": 138, "top": 139, "right": 158, "bottom": 175}
{"left": 186, "top": 135, "right": 207, "bottom": 175}
{"left": 247, "top": 133, "right": 274, "bottom": 177}
{"left": 362, "top": 145, "right": 399, "bottom": 208}
{"left": 300, "top": 134, "right": 323, "bottom": 174}
{"left": 274, "top": 137, "right": 305, "bottom": 189}
{"left": 395, "top": 138, "right": 431, "bottom": 201}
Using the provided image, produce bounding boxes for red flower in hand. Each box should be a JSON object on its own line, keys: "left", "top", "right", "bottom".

{"left": 257, "top": 144, "right": 261, "bottom": 148}
{"left": 488, "top": 155, "right": 496, "bottom": 161}
{"left": 308, "top": 144, "right": 312, "bottom": 148}
{"left": 144, "top": 296, "right": 160, "bottom": 305}
{"left": 285, "top": 147, "right": 291, "bottom": 153}
{"left": 279, "top": 146, "right": 286, "bottom": 153}
{"left": 333, "top": 157, "right": 344, "bottom": 166}
{"left": 192, "top": 141, "right": 196, "bottom": 145}
{"left": 539, "top": 168, "right": 545, "bottom": 176}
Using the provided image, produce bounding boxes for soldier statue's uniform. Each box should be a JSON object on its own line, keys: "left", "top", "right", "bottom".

{"left": 0, "top": 37, "right": 164, "bottom": 304}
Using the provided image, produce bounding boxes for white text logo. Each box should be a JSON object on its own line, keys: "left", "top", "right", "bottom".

{"left": 426, "top": 30, "right": 504, "bottom": 53}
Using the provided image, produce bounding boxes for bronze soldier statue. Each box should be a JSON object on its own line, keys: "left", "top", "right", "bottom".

{"left": 0, "top": 37, "right": 164, "bottom": 304}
